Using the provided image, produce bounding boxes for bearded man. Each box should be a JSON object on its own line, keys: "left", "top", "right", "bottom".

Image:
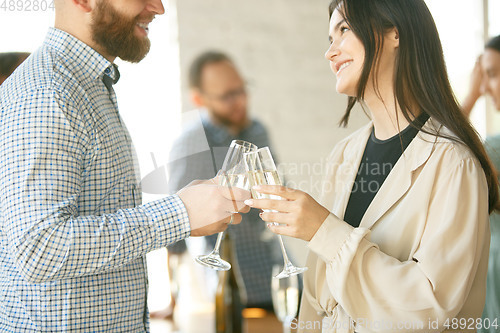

{"left": 0, "top": 0, "right": 250, "bottom": 331}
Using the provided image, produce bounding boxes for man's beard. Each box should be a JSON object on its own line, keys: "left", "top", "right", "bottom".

{"left": 91, "top": 0, "right": 151, "bottom": 63}
{"left": 210, "top": 108, "right": 248, "bottom": 132}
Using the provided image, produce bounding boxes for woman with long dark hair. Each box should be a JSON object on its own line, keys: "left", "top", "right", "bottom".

{"left": 245, "top": 0, "right": 499, "bottom": 331}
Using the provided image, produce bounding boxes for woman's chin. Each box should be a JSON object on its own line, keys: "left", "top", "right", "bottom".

{"left": 335, "top": 85, "right": 356, "bottom": 97}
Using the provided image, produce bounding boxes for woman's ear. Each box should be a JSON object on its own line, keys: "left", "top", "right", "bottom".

{"left": 391, "top": 28, "right": 400, "bottom": 48}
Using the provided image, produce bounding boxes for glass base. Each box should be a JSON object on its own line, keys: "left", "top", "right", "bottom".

{"left": 195, "top": 254, "right": 231, "bottom": 271}
{"left": 274, "top": 264, "right": 308, "bottom": 279}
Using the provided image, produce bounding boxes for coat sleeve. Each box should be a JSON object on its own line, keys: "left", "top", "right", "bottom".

{"left": 307, "top": 157, "right": 490, "bottom": 332}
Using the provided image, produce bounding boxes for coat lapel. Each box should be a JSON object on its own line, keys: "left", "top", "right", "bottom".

{"left": 323, "top": 124, "right": 372, "bottom": 220}
{"left": 358, "top": 118, "right": 440, "bottom": 230}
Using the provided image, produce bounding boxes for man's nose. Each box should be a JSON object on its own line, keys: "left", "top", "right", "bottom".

{"left": 147, "top": 0, "right": 165, "bottom": 15}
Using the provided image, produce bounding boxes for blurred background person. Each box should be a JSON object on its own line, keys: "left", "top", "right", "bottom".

{"left": 462, "top": 34, "right": 500, "bottom": 333}
{"left": 0, "top": 52, "right": 29, "bottom": 85}
{"left": 151, "top": 51, "right": 284, "bottom": 319}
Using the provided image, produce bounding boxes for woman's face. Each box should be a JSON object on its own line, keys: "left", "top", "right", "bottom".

{"left": 325, "top": 8, "right": 399, "bottom": 102}
{"left": 482, "top": 48, "right": 500, "bottom": 110}
{"left": 325, "top": 8, "right": 365, "bottom": 96}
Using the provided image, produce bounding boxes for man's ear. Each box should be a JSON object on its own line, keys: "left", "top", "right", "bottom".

{"left": 71, "top": 0, "right": 93, "bottom": 13}
{"left": 190, "top": 89, "right": 205, "bottom": 107}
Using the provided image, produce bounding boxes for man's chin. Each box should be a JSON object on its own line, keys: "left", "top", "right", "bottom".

{"left": 117, "top": 41, "right": 150, "bottom": 63}
{"left": 232, "top": 117, "right": 249, "bottom": 130}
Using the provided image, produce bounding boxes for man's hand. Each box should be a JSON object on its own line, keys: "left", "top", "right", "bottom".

{"left": 177, "top": 178, "right": 251, "bottom": 236}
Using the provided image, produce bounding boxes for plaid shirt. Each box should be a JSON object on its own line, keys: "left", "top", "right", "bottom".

{"left": 0, "top": 27, "right": 190, "bottom": 332}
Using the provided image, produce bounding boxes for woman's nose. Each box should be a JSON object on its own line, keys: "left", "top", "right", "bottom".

{"left": 325, "top": 41, "right": 340, "bottom": 61}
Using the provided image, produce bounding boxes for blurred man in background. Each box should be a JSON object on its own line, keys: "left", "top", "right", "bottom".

{"left": 152, "top": 51, "right": 283, "bottom": 319}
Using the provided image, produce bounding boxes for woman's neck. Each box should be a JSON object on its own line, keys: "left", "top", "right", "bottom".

{"left": 364, "top": 91, "right": 416, "bottom": 140}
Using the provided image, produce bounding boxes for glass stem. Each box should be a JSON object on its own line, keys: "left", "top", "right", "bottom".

{"left": 212, "top": 231, "right": 224, "bottom": 256}
{"left": 278, "top": 235, "right": 291, "bottom": 266}
{"left": 283, "top": 316, "right": 292, "bottom": 333}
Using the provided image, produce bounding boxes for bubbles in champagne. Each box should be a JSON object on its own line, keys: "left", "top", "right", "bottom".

{"left": 247, "top": 170, "right": 282, "bottom": 199}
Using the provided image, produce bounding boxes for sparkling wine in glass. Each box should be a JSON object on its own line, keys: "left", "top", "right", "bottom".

{"left": 271, "top": 265, "right": 299, "bottom": 333}
{"left": 195, "top": 140, "right": 257, "bottom": 271}
{"left": 244, "top": 147, "right": 308, "bottom": 279}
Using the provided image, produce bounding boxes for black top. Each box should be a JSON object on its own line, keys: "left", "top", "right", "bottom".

{"left": 343, "top": 114, "right": 430, "bottom": 227}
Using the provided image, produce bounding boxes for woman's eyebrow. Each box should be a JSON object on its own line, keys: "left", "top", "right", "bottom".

{"left": 334, "top": 19, "right": 347, "bottom": 31}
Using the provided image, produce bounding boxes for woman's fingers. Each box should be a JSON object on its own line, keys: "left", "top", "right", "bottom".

{"left": 251, "top": 185, "right": 301, "bottom": 200}
{"left": 245, "top": 197, "right": 293, "bottom": 213}
{"left": 266, "top": 223, "right": 293, "bottom": 238}
{"left": 259, "top": 210, "right": 293, "bottom": 225}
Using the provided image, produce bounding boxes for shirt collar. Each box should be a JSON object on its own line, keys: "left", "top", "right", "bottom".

{"left": 200, "top": 110, "right": 233, "bottom": 144}
{"left": 43, "top": 27, "right": 116, "bottom": 84}
{"left": 199, "top": 109, "right": 257, "bottom": 145}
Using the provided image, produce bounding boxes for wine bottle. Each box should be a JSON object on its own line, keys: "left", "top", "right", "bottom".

{"left": 215, "top": 232, "right": 247, "bottom": 333}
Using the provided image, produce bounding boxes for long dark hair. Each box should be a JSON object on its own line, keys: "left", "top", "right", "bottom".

{"left": 486, "top": 35, "right": 500, "bottom": 53}
{"left": 0, "top": 52, "right": 29, "bottom": 83}
{"left": 329, "top": 0, "right": 500, "bottom": 213}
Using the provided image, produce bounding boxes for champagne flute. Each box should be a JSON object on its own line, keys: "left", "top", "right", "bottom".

{"left": 195, "top": 140, "right": 257, "bottom": 271}
{"left": 244, "top": 147, "right": 308, "bottom": 279}
{"left": 271, "top": 265, "right": 299, "bottom": 333}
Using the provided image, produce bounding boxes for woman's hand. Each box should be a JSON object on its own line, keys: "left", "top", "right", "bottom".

{"left": 462, "top": 55, "right": 484, "bottom": 117}
{"left": 244, "top": 185, "right": 330, "bottom": 241}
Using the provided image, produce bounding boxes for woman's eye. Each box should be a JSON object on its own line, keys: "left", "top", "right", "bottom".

{"left": 340, "top": 26, "right": 350, "bottom": 34}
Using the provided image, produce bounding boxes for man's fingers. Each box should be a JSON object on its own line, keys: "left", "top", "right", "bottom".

{"left": 220, "top": 196, "right": 250, "bottom": 214}
{"left": 223, "top": 213, "right": 242, "bottom": 225}
{"left": 211, "top": 175, "right": 221, "bottom": 185}
{"left": 239, "top": 205, "right": 251, "bottom": 214}
{"left": 218, "top": 185, "right": 251, "bottom": 201}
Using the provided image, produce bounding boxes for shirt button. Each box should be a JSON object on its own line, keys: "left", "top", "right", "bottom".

{"left": 104, "top": 67, "right": 111, "bottom": 74}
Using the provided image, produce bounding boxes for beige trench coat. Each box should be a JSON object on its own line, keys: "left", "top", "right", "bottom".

{"left": 297, "top": 118, "right": 490, "bottom": 332}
